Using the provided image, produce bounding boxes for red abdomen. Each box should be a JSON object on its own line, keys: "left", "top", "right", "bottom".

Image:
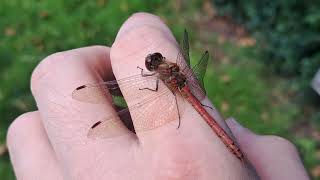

{"left": 181, "top": 86, "right": 244, "bottom": 161}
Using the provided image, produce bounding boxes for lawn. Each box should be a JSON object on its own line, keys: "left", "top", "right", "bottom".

{"left": 0, "top": 0, "right": 319, "bottom": 179}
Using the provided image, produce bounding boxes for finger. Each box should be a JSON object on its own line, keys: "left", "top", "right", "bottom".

{"left": 31, "top": 46, "right": 133, "bottom": 176}
{"left": 111, "top": 13, "right": 182, "bottom": 142}
{"left": 226, "top": 118, "right": 309, "bottom": 180}
{"left": 7, "top": 111, "right": 62, "bottom": 180}
{"left": 110, "top": 13, "right": 232, "bottom": 147}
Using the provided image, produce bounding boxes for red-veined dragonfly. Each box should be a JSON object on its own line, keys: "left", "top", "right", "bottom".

{"left": 72, "top": 30, "right": 244, "bottom": 161}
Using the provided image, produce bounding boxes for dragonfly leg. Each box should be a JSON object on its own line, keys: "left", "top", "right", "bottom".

{"left": 138, "top": 78, "right": 159, "bottom": 92}
{"left": 175, "top": 94, "right": 181, "bottom": 129}
{"left": 201, "top": 103, "right": 214, "bottom": 110}
{"left": 137, "top": 66, "right": 156, "bottom": 77}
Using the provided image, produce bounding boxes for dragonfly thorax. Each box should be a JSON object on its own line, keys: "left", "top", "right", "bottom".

{"left": 146, "top": 52, "right": 187, "bottom": 90}
{"left": 159, "top": 63, "right": 187, "bottom": 90}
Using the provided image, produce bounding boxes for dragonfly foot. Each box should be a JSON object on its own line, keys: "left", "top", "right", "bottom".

{"left": 176, "top": 119, "right": 181, "bottom": 129}
{"left": 201, "top": 103, "right": 214, "bottom": 110}
{"left": 139, "top": 87, "right": 158, "bottom": 92}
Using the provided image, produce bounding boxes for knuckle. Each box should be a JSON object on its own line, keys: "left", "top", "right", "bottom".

{"left": 263, "top": 135, "right": 299, "bottom": 154}
{"left": 87, "top": 45, "right": 109, "bottom": 52}
{"left": 30, "top": 51, "right": 68, "bottom": 92}
{"left": 7, "top": 112, "right": 38, "bottom": 145}
{"left": 31, "top": 45, "right": 109, "bottom": 93}
{"left": 154, "top": 141, "right": 200, "bottom": 179}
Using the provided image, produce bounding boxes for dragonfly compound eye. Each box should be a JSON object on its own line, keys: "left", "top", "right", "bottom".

{"left": 145, "top": 52, "right": 164, "bottom": 71}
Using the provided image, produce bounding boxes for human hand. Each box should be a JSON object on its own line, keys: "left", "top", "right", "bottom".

{"left": 7, "top": 13, "right": 309, "bottom": 180}
{"left": 226, "top": 118, "right": 309, "bottom": 180}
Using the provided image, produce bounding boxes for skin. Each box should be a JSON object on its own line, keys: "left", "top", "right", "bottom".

{"left": 7, "top": 13, "right": 310, "bottom": 180}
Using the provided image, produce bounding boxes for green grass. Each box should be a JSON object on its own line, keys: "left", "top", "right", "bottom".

{"left": 0, "top": 0, "right": 318, "bottom": 179}
{"left": 0, "top": 153, "right": 15, "bottom": 180}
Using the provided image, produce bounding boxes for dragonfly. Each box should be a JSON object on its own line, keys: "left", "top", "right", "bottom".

{"left": 72, "top": 30, "right": 244, "bottom": 161}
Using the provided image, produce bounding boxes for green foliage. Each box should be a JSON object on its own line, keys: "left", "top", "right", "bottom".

{"left": 113, "top": 95, "right": 128, "bottom": 108}
{"left": 294, "top": 138, "right": 320, "bottom": 170}
{"left": 202, "top": 44, "right": 298, "bottom": 136}
{"left": 0, "top": 154, "right": 15, "bottom": 179}
{"left": 213, "top": 0, "right": 320, "bottom": 102}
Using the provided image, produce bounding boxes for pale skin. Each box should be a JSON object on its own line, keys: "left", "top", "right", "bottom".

{"left": 7, "top": 13, "right": 309, "bottom": 180}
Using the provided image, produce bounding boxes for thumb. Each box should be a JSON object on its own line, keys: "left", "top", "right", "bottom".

{"left": 226, "top": 117, "right": 309, "bottom": 180}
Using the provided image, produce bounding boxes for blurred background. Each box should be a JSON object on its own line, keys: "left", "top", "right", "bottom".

{"left": 0, "top": 0, "right": 319, "bottom": 179}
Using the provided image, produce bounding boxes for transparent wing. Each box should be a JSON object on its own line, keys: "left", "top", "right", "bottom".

{"left": 186, "top": 78, "right": 207, "bottom": 101}
{"left": 180, "top": 51, "right": 209, "bottom": 101}
{"left": 72, "top": 74, "right": 158, "bottom": 105}
{"left": 177, "top": 30, "right": 191, "bottom": 72}
{"left": 87, "top": 83, "right": 178, "bottom": 138}
{"left": 72, "top": 74, "right": 180, "bottom": 138}
{"left": 181, "top": 29, "right": 190, "bottom": 67}
{"left": 176, "top": 29, "right": 209, "bottom": 101}
{"left": 176, "top": 51, "right": 188, "bottom": 73}
{"left": 87, "top": 108, "right": 131, "bottom": 139}
{"left": 190, "top": 50, "right": 209, "bottom": 91}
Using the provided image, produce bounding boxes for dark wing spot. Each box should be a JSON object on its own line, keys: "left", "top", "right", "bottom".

{"left": 76, "top": 85, "right": 86, "bottom": 90}
{"left": 91, "top": 121, "right": 102, "bottom": 129}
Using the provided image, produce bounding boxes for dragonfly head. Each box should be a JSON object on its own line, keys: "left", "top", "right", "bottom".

{"left": 145, "top": 52, "right": 164, "bottom": 71}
